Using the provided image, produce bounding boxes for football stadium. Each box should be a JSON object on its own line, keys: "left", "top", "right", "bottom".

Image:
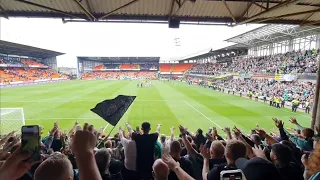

{"left": 0, "top": 0, "right": 320, "bottom": 180}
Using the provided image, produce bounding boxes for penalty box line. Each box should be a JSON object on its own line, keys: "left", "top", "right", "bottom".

{"left": 184, "top": 101, "right": 222, "bottom": 129}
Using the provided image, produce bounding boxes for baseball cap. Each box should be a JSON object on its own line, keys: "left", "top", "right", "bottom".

{"left": 235, "top": 157, "right": 282, "bottom": 180}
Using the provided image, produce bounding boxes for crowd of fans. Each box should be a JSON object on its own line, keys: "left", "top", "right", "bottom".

{"left": 188, "top": 49, "right": 319, "bottom": 75}
{"left": 81, "top": 71, "right": 157, "bottom": 80}
{"left": 215, "top": 79, "right": 315, "bottom": 104}
{"left": 0, "top": 68, "right": 67, "bottom": 84}
{"left": 0, "top": 117, "right": 319, "bottom": 180}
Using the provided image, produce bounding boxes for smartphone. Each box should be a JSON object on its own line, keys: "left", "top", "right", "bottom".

{"left": 136, "top": 126, "right": 140, "bottom": 132}
{"left": 21, "top": 125, "right": 41, "bottom": 162}
{"left": 220, "top": 169, "right": 243, "bottom": 180}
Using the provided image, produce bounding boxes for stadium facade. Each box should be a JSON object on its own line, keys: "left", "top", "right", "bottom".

{"left": 77, "top": 56, "right": 160, "bottom": 79}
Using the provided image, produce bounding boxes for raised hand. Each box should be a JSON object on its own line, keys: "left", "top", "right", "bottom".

{"left": 233, "top": 126, "right": 241, "bottom": 137}
{"left": 275, "top": 120, "right": 284, "bottom": 129}
{"left": 162, "top": 154, "right": 180, "bottom": 170}
{"left": 49, "top": 126, "right": 58, "bottom": 136}
{"left": 71, "top": 124, "right": 97, "bottom": 156}
{"left": 222, "top": 127, "right": 231, "bottom": 134}
{"left": 0, "top": 145, "right": 43, "bottom": 180}
{"left": 212, "top": 127, "right": 218, "bottom": 136}
{"left": 252, "top": 145, "right": 267, "bottom": 159}
{"left": 289, "top": 117, "right": 298, "bottom": 125}
{"left": 255, "top": 128, "right": 267, "bottom": 137}
{"left": 199, "top": 144, "right": 210, "bottom": 160}
{"left": 170, "top": 126, "right": 175, "bottom": 132}
{"left": 178, "top": 125, "right": 187, "bottom": 135}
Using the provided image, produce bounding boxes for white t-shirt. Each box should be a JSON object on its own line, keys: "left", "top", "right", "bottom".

{"left": 121, "top": 137, "right": 137, "bottom": 171}
{"left": 160, "top": 139, "right": 171, "bottom": 155}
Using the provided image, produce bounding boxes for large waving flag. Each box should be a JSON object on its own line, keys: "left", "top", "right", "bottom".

{"left": 91, "top": 95, "right": 136, "bottom": 126}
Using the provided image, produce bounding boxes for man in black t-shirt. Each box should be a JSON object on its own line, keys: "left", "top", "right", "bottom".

{"left": 201, "top": 140, "right": 247, "bottom": 180}
{"left": 168, "top": 141, "right": 194, "bottom": 180}
{"left": 130, "top": 122, "right": 160, "bottom": 180}
{"left": 270, "top": 143, "right": 304, "bottom": 180}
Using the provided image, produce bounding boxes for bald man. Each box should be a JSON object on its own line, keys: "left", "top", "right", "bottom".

{"left": 152, "top": 159, "right": 170, "bottom": 180}
{"left": 34, "top": 154, "right": 73, "bottom": 180}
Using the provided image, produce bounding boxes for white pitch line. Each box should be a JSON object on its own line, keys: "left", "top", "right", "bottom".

{"left": 184, "top": 101, "right": 222, "bottom": 129}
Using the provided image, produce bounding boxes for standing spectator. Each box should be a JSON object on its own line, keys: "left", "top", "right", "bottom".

{"left": 127, "top": 122, "right": 160, "bottom": 180}
{"left": 270, "top": 143, "right": 304, "bottom": 180}
{"left": 119, "top": 127, "right": 137, "bottom": 180}
{"left": 201, "top": 140, "right": 247, "bottom": 180}
{"left": 168, "top": 140, "right": 194, "bottom": 180}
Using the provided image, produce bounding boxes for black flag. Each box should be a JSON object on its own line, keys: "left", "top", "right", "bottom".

{"left": 91, "top": 95, "right": 136, "bottom": 126}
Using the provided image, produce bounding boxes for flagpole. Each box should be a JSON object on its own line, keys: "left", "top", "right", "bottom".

{"left": 103, "top": 124, "right": 109, "bottom": 132}
{"left": 106, "top": 126, "right": 116, "bottom": 138}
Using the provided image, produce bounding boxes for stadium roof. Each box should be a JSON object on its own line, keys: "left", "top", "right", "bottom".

{"left": 0, "top": 40, "right": 64, "bottom": 58}
{"left": 78, "top": 56, "right": 160, "bottom": 62}
{"left": 182, "top": 44, "right": 248, "bottom": 61}
{"left": 1, "top": 0, "right": 320, "bottom": 26}
{"left": 225, "top": 24, "right": 320, "bottom": 47}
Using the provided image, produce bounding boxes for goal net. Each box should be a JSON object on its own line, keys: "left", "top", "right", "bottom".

{"left": 0, "top": 108, "right": 25, "bottom": 135}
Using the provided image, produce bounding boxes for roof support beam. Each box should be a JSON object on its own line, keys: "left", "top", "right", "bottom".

{"left": 168, "top": 0, "right": 176, "bottom": 18}
{"left": 85, "top": 0, "right": 94, "bottom": 14}
{"left": 98, "top": 0, "right": 139, "bottom": 20}
{"left": 301, "top": 20, "right": 320, "bottom": 26}
{"left": 239, "top": 1, "right": 253, "bottom": 19}
{"left": 73, "top": 0, "right": 96, "bottom": 21}
{"left": 237, "top": 0, "right": 304, "bottom": 25}
{"left": 253, "top": 2, "right": 267, "bottom": 10}
{"left": 222, "top": 0, "right": 236, "bottom": 23}
{"left": 252, "top": 8, "right": 320, "bottom": 24}
{"left": 0, "top": 3, "right": 9, "bottom": 19}
{"left": 300, "top": 12, "right": 316, "bottom": 25}
{"left": 15, "top": 0, "right": 86, "bottom": 20}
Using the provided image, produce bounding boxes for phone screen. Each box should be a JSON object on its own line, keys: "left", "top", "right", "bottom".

{"left": 221, "top": 170, "right": 243, "bottom": 180}
{"left": 22, "top": 125, "right": 40, "bottom": 162}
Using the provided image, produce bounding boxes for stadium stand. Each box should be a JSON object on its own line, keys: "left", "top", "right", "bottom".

{"left": 171, "top": 63, "right": 194, "bottom": 73}
{"left": 160, "top": 64, "right": 173, "bottom": 72}
{"left": 120, "top": 64, "right": 140, "bottom": 70}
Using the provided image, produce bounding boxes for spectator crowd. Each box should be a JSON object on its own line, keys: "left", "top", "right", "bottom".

{"left": 188, "top": 49, "right": 319, "bottom": 75}
{"left": 0, "top": 117, "right": 320, "bottom": 180}
{"left": 215, "top": 79, "right": 315, "bottom": 105}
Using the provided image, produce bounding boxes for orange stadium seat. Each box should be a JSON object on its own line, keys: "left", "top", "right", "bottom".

{"left": 120, "top": 64, "right": 140, "bottom": 70}
{"left": 93, "top": 64, "right": 104, "bottom": 70}
{"left": 159, "top": 64, "right": 172, "bottom": 72}
{"left": 172, "top": 63, "right": 194, "bottom": 72}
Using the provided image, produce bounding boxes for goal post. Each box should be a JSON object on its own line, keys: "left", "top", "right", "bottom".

{"left": 0, "top": 108, "right": 25, "bottom": 135}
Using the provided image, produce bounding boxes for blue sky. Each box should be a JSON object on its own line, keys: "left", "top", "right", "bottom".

{"left": 0, "top": 18, "right": 262, "bottom": 67}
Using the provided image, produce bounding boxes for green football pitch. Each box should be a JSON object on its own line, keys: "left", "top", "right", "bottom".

{"left": 0, "top": 80, "right": 312, "bottom": 136}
